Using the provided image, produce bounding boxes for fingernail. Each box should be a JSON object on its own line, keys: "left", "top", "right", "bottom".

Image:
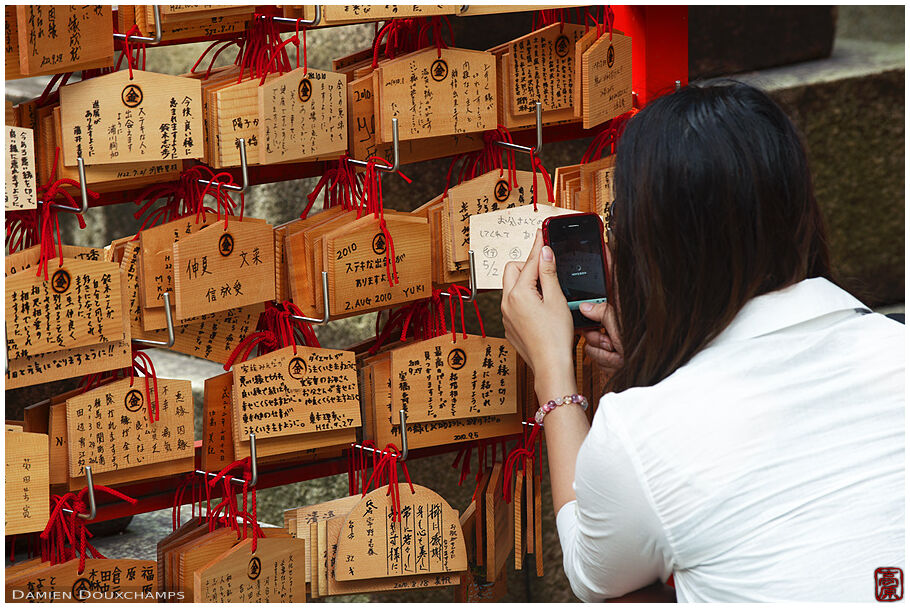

{"left": 580, "top": 302, "right": 592, "bottom": 312}
{"left": 542, "top": 246, "right": 554, "bottom": 261}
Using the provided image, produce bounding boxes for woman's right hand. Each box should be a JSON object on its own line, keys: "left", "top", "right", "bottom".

{"left": 579, "top": 301, "right": 624, "bottom": 376}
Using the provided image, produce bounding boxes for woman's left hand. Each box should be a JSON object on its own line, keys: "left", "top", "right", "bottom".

{"left": 501, "top": 230, "right": 576, "bottom": 398}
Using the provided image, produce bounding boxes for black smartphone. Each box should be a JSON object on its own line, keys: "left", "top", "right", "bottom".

{"left": 541, "top": 213, "right": 610, "bottom": 329}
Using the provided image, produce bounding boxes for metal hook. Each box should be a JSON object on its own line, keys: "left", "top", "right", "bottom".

{"left": 196, "top": 433, "right": 259, "bottom": 489}
{"left": 197, "top": 138, "right": 249, "bottom": 193}
{"left": 114, "top": 5, "right": 162, "bottom": 45}
{"left": 132, "top": 292, "right": 176, "bottom": 348}
{"left": 62, "top": 466, "right": 97, "bottom": 520}
{"left": 347, "top": 118, "right": 399, "bottom": 173}
{"left": 440, "top": 249, "right": 477, "bottom": 302}
{"left": 493, "top": 102, "right": 543, "bottom": 156}
{"left": 397, "top": 409, "right": 409, "bottom": 462}
{"left": 271, "top": 5, "right": 322, "bottom": 27}
{"left": 353, "top": 409, "right": 410, "bottom": 462}
{"left": 46, "top": 157, "right": 88, "bottom": 214}
{"left": 675, "top": 80, "right": 681, "bottom": 91}
{"left": 289, "top": 271, "right": 331, "bottom": 324}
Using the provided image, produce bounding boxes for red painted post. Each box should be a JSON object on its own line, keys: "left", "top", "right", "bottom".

{"left": 613, "top": 6, "right": 689, "bottom": 106}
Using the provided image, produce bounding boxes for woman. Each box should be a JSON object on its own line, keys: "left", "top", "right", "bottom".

{"left": 501, "top": 82, "right": 904, "bottom": 602}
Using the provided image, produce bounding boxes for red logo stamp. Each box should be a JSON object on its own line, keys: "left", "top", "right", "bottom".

{"left": 876, "top": 567, "right": 903, "bottom": 602}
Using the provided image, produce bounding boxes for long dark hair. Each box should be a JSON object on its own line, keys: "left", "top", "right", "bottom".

{"left": 608, "top": 82, "right": 833, "bottom": 393}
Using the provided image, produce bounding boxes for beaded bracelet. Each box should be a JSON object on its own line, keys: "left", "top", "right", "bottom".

{"left": 534, "top": 394, "right": 589, "bottom": 425}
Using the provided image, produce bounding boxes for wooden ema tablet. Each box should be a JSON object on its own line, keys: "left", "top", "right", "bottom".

{"left": 5, "top": 430, "right": 49, "bottom": 535}
{"left": 6, "top": 99, "right": 18, "bottom": 124}
{"left": 335, "top": 483, "right": 467, "bottom": 581}
{"left": 65, "top": 377, "right": 194, "bottom": 478}
{"left": 232, "top": 344, "right": 360, "bottom": 439}
{"left": 317, "top": 520, "right": 329, "bottom": 595}
{"left": 309, "top": 522, "right": 321, "bottom": 598}
{"left": 348, "top": 74, "right": 484, "bottom": 168}
{"left": 554, "top": 163, "right": 581, "bottom": 207}
{"left": 6, "top": 258, "right": 125, "bottom": 359}
{"left": 443, "top": 169, "right": 539, "bottom": 269}
{"left": 258, "top": 68, "right": 348, "bottom": 164}
{"left": 138, "top": 215, "right": 223, "bottom": 310}
{"left": 325, "top": 514, "right": 461, "bottom": 596}
{"left": 199, "top": 65, "right": 240, "bottom": 165}
{"left": 474, "top": 469, "right": 491, "bottom": 566}
{"left": 202, "top": 371, "right": 235, "bottom": 472}
{"left": 485, "top": 463, "right": 514, "bottom": 581}
{"left": 470, "top": 204, "right": 580, "bottom": 290}
{"left": 172, "top": 528, "right": 230, "bottom": 599}
{"left": 581, "top": 31, "right": 634, "bottom": 129}
{"left": 156, "top": 5, "right": 252, "bottom": 20}
{"left": 283, "top": 207, "right": 347, "bottom": 309}
{"left": 49, "top": 107, "right": 182, "bottom": 194}
{"left": 390, "top": 334, "right": 518, "bottom": 423}
{"left": 4, "top": 251, "right": 129, "bottom": 388}
{"left": 121, "top": 241, "right": 171, "bottom": 343}
{"left": 23, "top": 399, "right": 50, "bottom": 434}
{"left": 377, "top": 47, "right": 497, "bottom": 143}
{"left": 457, "top": 502, "right": 476, "bottom": 593}
{"left": 506, "top": 23, "right": 587, "bottom": 115}
{"left": 122, "top": 242, "right": 263, "bottom": 362}
{"left": 326, "top": 215, "right": 432, "bottom": 317}
{"left": 286, "top": 514, "right": 296, "bottom": 537}
{"left": 171, "top": 219, "right": 276, "bottom": 321}
{"left": 595, "top": 164, "right": 616, "bottom": 243}
{"left": 498, "top": 52, "right": 579, "bottom": 130}
{"left": 194, "top": 536, "right": 307, "bottom": 602}
{"left": 526, "top": 460, "right": 535, "bottom": 556}
{"left": 157, "top": 519, "right": 205, "bottom": 593}
{"left": 15, "top": 6, "right": 113, "bottom": 77}
{"left": 6, "top": 559, "right": 157, "bottom": 603}
{"left": 207, "top": 370, "right": 353, "bottom": 465}
{"left": 179, "top": 528, "right": 290, "bottom": 602}
{"left": 462, "top": 4, "right": 576, "bottom": 15}
{"left": 5, "top": 558, "right": 48, "bottom": 581}
{"left": 165, "top": 523, "right": 229, "bottom": 593}
{"left": 3, "top": 232, "right": 108, "bottom": 277}
{"left": 121, "top": 6, "right": 250, "bottom": 42}
{"left": 175, "top": 301, "right": 265, "bottom": 362}
{"left": 514, "top": 467, "right": 524, "bottom": 569}
{"left": 454, "top": 499, "right": 502, "bottom": 601}
{"left": 573, "top": 28, "right": 599, "bottom": 119}
{"left": 231, "top": 403, "right": 357, "bottom": 462}
{"left": 372, "top": 356, "right": 523, "bottom": 450}
{"left": 285, "top": 495, "right": 361, "bottom": 585}
{"left": 48, "top": 401, "right": 71, "bottom": 486}
{"left": 59, "top": 70, "right": 203, "bottom": 166}
{"left": 288, "top": 208, "right": 356, "bottom": 315}
{"left": 211, "top": 75, "right": 276, "bottom": 168}
{"left": 322, "top": 5, "right": 457, "bottom": 24}
{"left": 5, "top": 6, "right": 24, "bottom": 80}
{"left": 273, "top": 213, "right": 329, "bottom": 304}
{"left": 574, "top": 154, "right": 616, "bottom": 239}
{"left": 288, "top": 495, "right": 362, "bottom": 540}
{"left": 5, "top": 126, "right": 36, "bottom": 210}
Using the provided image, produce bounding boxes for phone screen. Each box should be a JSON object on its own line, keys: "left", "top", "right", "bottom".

{"left": 546, "top": 214, "right": 609, "bottom": 326}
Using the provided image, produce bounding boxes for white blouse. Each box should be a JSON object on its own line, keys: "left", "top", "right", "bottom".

{"left": 556, "top": 278, "right": 905, "bottom": 602}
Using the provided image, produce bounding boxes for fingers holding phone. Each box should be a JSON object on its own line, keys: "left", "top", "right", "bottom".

{"left": 541, "top": 213, "right": 611, "bottom": 330}
{"left": 580, "top": 301, "right": 624, "bottom": 374}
